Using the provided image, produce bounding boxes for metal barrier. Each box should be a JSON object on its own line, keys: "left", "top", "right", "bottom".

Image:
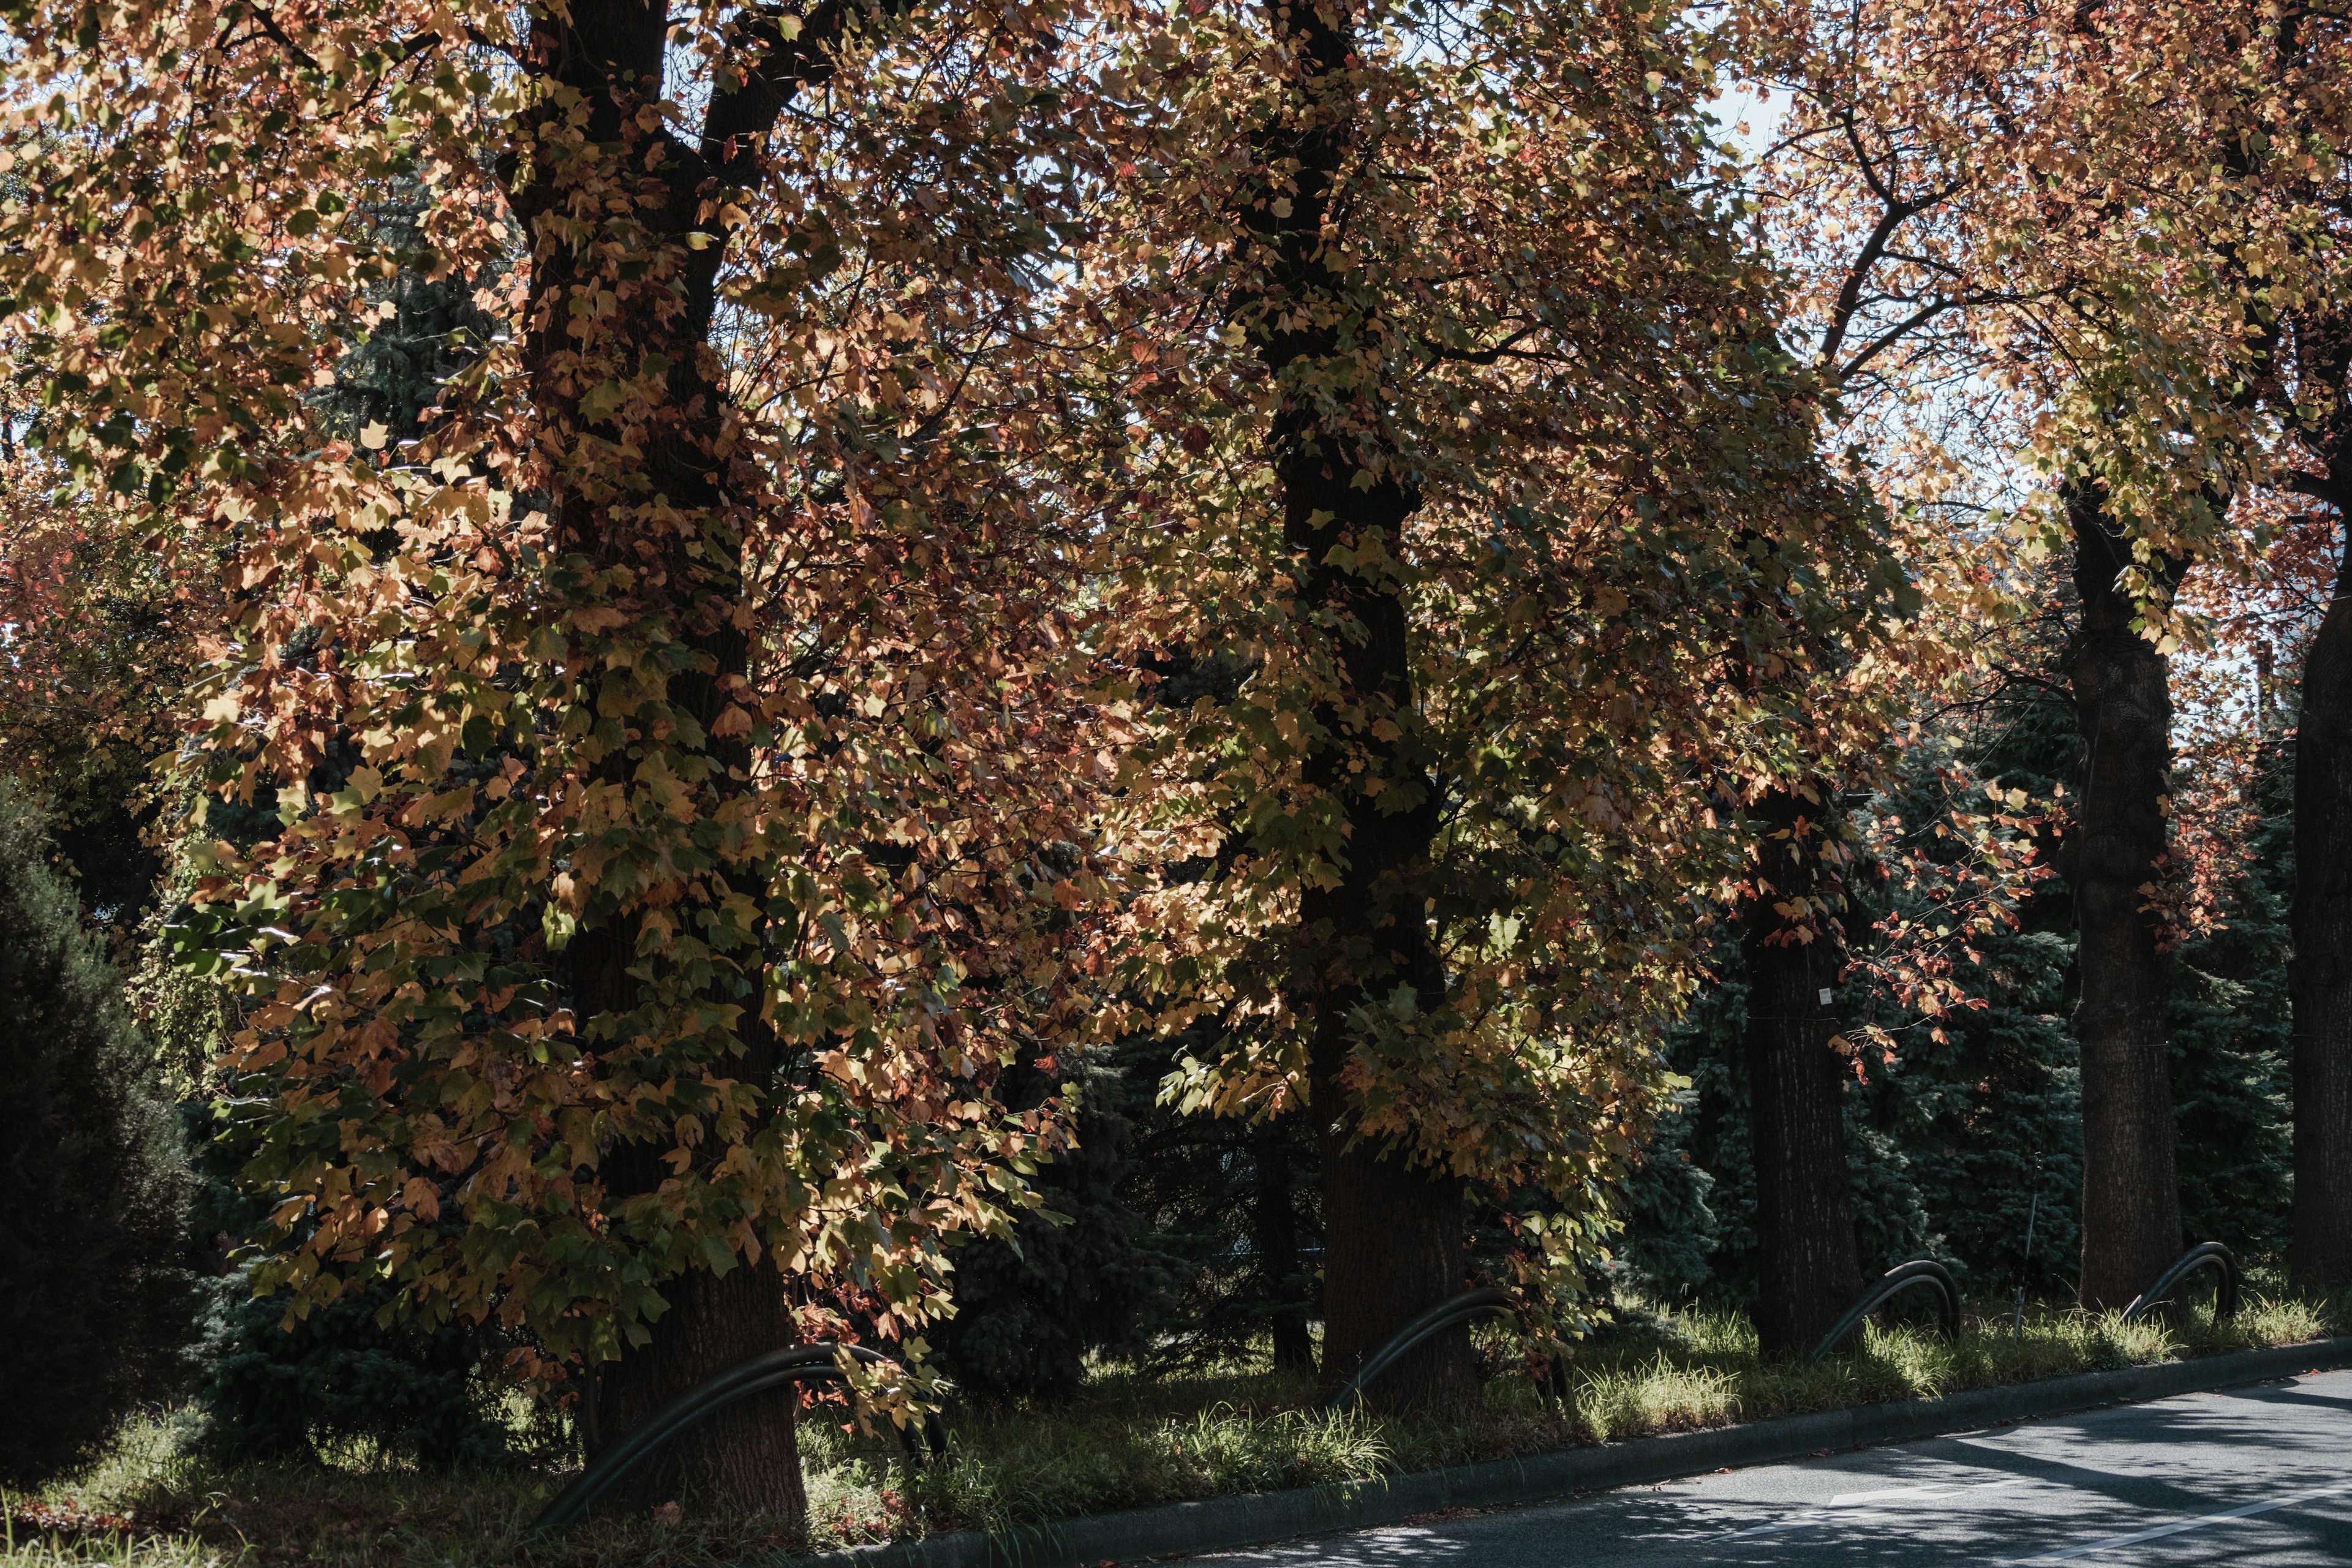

{"left": 1806, "top": 1259, "right": 1961, "bottom": 1365}
{"left": 528, "top": 1343, "right": 947, "bottom": 1536}
{"left": 1322, "top": 1287, "right": 1518, "bottom": 1412}
{"left": 2122, "top": 1242, "right": 2240, "bottom": 1325}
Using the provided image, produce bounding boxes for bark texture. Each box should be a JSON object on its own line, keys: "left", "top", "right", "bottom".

{"left": 2280, "top": 309, "right": 2352, "bottom": 1295}
{"left": 585, "top": 1268, "right": 807, "bottom": 1517}
{"left": 1242, "top": 0, "right": 1473, "bottom": 1408}
{"left": 2290, "top": 464, "right": 2352, "bottom": 1292}
{"left": 1741, "top": 785, "right": 1865, "bottom": 1357}
{"left": 2065, "top": 483, "right": 2185, "bottom": 1311}
{"left": 1317, "top": 1129, "right": 1474, "bottom": 1406}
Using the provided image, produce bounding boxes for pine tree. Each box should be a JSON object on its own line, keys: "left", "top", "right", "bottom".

{"left": 1118, "top": 1025, "right": 1323, "bottom": 1373}
{"left": 0, "top": 780, "right": 192, "bottom": 1485}
{"left": 938, "top": 1049, "right": 1167, "bottom": 1400}
{"left": 1624, "top": 691, "right": 2087, "bottom": 1312}
{"left": 2169, "top": 734, "right": 2295, "bottom": 1258}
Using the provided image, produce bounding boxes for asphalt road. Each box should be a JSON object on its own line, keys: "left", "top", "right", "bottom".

{"left": 1190, "top": 1368, "right": 2352, "bottom": 1566}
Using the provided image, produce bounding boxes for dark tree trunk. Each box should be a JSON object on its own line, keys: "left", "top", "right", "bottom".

{"left": 1283, "top": 428, "right": 1466, "bottom": 1403}
{"left": 1238, "top": 0, "right": 1474, "bottom": 1409}
{"left": 584, "top": 1267, "right": 807, "bottom": 1516}
{"left": 1251, "top": 1120, "right": 1316, "bottom": 1372}
{"left": 2291, "top": 513, "right": 2352, "bottom": 1295}
{"left": 1317, "top": 1126, "right": 1474, "bottom": 1406}
{"left": 2065, "top": 483, "right": 2186, "bottom": 1311}
{"left": 499, "top": 0, "right": 864, "bottom": 1516}
{"left": 1741, "top": 785, "right": 1864, "bottom": 1357}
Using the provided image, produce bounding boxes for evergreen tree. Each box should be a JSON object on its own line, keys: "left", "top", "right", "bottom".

{"left": 1623, "top": 690, "right": 2087, "bottom": 1310}
{"left": 0, "top": 780, "right": 192, "bottom": 1485}
{"left": 2169, "top": 733, "right": 2295, "bottom": 1257}
{"left": 1118, "top": 1025, "right": 1324, "bottom": 1373}
{"left": 180, "top": 1100, "right": 521, "bottom": 1466}
{"left": 937, "top": 1048, "right": 1168, "bottom": 1400}
{"left": 314, "top": 178, "right": 500, "bottom": 448}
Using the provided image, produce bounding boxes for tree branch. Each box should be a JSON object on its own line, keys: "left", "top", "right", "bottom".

{"left": 2282, "top": 467, "right": 2352, "bottom": 513}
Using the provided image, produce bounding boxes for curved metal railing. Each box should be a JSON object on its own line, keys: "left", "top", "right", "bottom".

{"left": 1322, "top": 1286, "right": 1517, "bottom": 1412}
{"left": 1806, "top": 1259, "right": 1961, "bottom": 1365}
{"left": 2122, "top": 1242, "right": 2240, "bottom": 1325}
{"left": 529, "top": 1343, "right": 947, "bottom": 1536}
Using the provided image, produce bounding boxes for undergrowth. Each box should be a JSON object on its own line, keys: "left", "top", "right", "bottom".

{"left": 6, "top": 1285, "right": 2336, "bottom": 1565}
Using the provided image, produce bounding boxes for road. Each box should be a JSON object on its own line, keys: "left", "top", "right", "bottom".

{"left": 1189, "top": 1368, "right": 2352, "bottom": 1566}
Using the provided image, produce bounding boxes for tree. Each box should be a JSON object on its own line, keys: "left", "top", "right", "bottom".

{"left": 1722, "top": 0, "right": 2040, "bottom": 1351}
{"left": 1738, "top": 782, "right": 1867, "bottom": 1351}
{"left": 0, "top": 780, "right": 192, "bottom": 1487}
{"left": 2061, "top": 482, "right": 2190, "bottom": 1305}
{"left": 2283, "top": 421, "right": 2352, "bottom": 1293}
{"left": 1117, "top": 1020, "right": 1322, "bottom": 1373}
{"left": 1741, "top": 0, "right": 2322, "bottom": 1312}
{"left": 934, "top": 1049, "right": 1166, "bottom": 1402}
{"left": 5, "top": 0, "right": 1135, "bottom": 1517}
{"left": 1089, "top": 0, "right": 1912, "bottom": 1395}
{"left": 2105, "top": 0, "right": 2352, "bottom": 1300}
{"left": 1629, "top": 685, "right": 2076, "bottom": 1313}
{"left": 1964, "top": 0, "right": 2352, "bottom": 1301}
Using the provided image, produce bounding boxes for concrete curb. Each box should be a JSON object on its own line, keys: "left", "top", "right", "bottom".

{"left": 793, "top": 1336, "right": 2352, "bottom": 1568}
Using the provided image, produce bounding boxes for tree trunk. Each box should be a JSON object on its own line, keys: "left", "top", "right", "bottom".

{"left": 1283, "top": 423, "right": 1468, "bottom": 1402}
{"left": 1317, "top": 1127, "right": 1475, "bottom": 1407}
{"left": 1239, "top": 0, "right": 1474, "bottom": 1410}
{"left": 2065, "top": 483, "right": 2185, "bottom": 1311}
{"left": 2291, "top": 516, "right": 2352, "bottom": 1295}
{"left": 1741, "top": 785, "right": 1865, "bottom": 1357}
{"left": 585, "top": 1267, "right": 807, "bottom": 1518}
{"left": 1251, "top": 1120, "right": 1316, "bottom": 1372}
{"left": 500, "top": 0, "right": 862, "bottom": 1517}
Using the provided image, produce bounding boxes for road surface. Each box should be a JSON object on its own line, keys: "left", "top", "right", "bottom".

{"left": 1190, "top": 1368, "right": 2352, "bottom": 1566}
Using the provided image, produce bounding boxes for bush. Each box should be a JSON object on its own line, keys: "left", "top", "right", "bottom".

{"left": 939, "top": 1046, "right": 1169, "bottom": 1399}
{"left": 183, "top": 1276, "right": 519, "bottom": 1466}
{"left": 0, "top": 779, "right": 193, "bottom": 1486}
{"left": 180, "top": 1099, "right": 522, "bottom": 1466}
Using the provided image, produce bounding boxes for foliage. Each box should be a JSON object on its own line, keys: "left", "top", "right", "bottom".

{"left": 1608, "top": 1082, "right": 1724, "bottom": 1305}
{"left": 5, "top": 0, "right": 2339, "bottom": 1489}
{"left": 179, "top": 1104, "right": 524, "bottom": 1468}
{"left": 2166, "top": 717, "right": 2296, "bottom": 1257}
{"left": 0, "top": 781, "right": 193, "bottom": 1487}
{"left": 0, "top": 0, "right": 1936, "bottom": 1409}
{"left": 1110, "top": 1023, "right": 1322, "bottom": 1369}
{"left": 183, "top": 1278, "right": 522, "bottom": 1469}
{"left": 1627, "top": 690, "right": 2082, "bottom": 1303}
{"left": 0, "top": 0, "right": 1137, "bottom": 1390}
{"left": 1086, "top": 0, "right": 1920, "bottom": 1350}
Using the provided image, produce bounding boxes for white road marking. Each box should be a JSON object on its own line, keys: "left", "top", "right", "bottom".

{"left": 2015, "top": 1480, "right": 2352, "bottom": 1562}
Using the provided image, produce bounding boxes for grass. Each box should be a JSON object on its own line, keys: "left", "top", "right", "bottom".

{"left": 7, "top": 1283, "right": 2338, "bottom": 1566}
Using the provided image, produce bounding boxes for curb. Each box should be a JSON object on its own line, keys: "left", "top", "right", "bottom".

{"left": 789, "top": 1336, "right": 2352, "bottom": 1567}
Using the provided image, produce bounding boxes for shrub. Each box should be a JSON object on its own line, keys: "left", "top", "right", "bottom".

{"left": 0, "top": 779, "right": 193, "bottom": 1486}
{"left": 179, "top": 1099, "right": 521, "bottom": 1466}
{"left": 939, "top": 1047, "right": 1169, "bottom": 1399}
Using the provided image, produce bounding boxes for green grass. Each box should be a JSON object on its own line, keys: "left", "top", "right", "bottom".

{"left": 7, "top": 1285, "right": 2337, "bottom": 1566}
